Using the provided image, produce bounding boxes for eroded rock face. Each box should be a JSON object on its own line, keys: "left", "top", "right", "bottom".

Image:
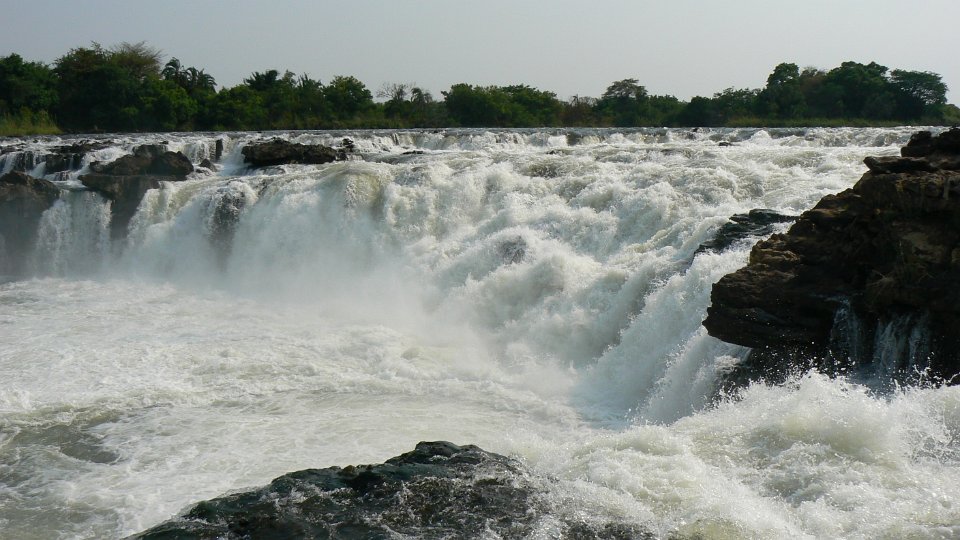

{"left": 0, "top": 171, "right": 60, "bottom": 275}
{"left": 704, "top": 128, "right": 960, "bottom": 385}
{"left": 80, "top": 144, "right": 193, "bottom": 238}
{"left": 133, "top": 441, "right": 651, "bottom": 540}
{"left": 241, "top": 138, "right": 344, "bottom": 168}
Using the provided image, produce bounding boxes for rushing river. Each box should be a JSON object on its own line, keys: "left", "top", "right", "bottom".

{"left": 1, "top": 128, "right": 959, "bottom": 539}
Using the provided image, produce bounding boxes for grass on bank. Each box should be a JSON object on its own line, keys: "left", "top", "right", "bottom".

{"left": 0, "top": 109, "right": 61, "bottom": 136}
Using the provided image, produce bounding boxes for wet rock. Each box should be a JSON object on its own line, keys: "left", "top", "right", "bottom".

{"left": 0, "top": 150, "right": 40, "bottom": 173}
{"left": 241, "top": 138, "right": 343, "bottom": 168}
{"left": 198, "top": 158, "right": 217, "bottom": 171}
{"left": 133, "top": 441, "right": 651, "bottom": 540}
{"left": 41, "top": 140, "right": 113, "bottom": 173}
{"left": 80, "top": 145, "right": 193, "bottom": 238}
{"left": 696, "top": 209, "right": 796, "bottom": 254}
{"left": 89, "top": 144, "right": 193, "bottom": 177}
{"left": 206, "top": 183, "right": 249, "bottom": 265}
{"left": 0, "top": 171, "right": 60, "bottom": 275}
{"left": 704, "top": 128, "right": 960, "bottom": 386}
{"left": 214, "top": 138, "right": 224, "bottom": 161}
{"left": 498, "top": 236, "right": 528, "bottom": 264}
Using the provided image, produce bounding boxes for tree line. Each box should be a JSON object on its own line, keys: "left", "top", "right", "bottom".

{"left": 0, "top": 41, "right": 957, "bottom": 135}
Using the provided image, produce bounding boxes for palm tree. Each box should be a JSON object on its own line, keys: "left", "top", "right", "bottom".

{"left": 162, "top": 58, "right": 185, "bottom": 85}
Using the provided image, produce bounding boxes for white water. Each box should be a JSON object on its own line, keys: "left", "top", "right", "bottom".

{"left": 1, "top": 128, "right": 959, "bottom": 539}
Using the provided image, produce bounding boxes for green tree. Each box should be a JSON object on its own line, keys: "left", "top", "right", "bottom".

{"left": 0, "top": 54, "right": 58, "bottom": 116}
{"left": 823, "top": 61, "right": 892, "bottom": 118}
{"left": 598, "top": 78, "right": 649, "bottom": 126}
{"left": 889, "top": 69, "right": 948, "bottom": 120}
{"left": 324, "top": 75, "right": 374, "bottom": 122}
{"left": 758, "top": 63, "right": 806, "bottom": 118}
{"left": 212, "top": 85, "right": 266, "bottom": 130}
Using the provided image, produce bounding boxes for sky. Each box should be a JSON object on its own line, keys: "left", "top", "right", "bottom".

{"left": 2, "top": 0, "right": 958, "bottom": 104}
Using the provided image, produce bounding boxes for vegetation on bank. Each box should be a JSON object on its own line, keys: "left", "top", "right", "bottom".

{"left": 0, "top": 42, "right": 957, "bottom": 135}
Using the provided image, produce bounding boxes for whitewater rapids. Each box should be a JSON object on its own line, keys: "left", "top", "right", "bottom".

{"left": 1, "top": 128, "right": 958, "bottom": 539}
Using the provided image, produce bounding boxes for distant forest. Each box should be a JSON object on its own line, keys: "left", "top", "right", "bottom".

{"left": 1, "top": 42, "right": 958, "bottom": 135}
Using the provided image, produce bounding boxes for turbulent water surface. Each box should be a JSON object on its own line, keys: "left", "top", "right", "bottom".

{"left": 1, "top": 128, "right": 959, "bottom": 539}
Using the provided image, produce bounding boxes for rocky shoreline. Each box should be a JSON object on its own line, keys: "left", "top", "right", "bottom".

{"left": 705, "top": 128, "right": 960, "bottom": 387}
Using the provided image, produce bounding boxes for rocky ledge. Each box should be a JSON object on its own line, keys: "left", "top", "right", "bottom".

{"left": 0, "top": 171, "right": 61, "bottom": 275}
{"left": 241, "top": 138, "right": 348, "bottom": 168}
{"left": 704, "top": 128, "right": 960, "bottom": 386}
{"left": 80, "top": 144, "right": 194, "bottom": 238}
{"left": 133, "top": 441, "right": 649, "bottom": 540}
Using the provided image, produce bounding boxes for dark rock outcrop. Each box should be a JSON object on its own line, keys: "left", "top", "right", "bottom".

{"left": 206, "top": 183, "right": 250, "bottom": 266}
{"left": 704, "top": 128, "right": 960, "bottom": 385}
{"left": 241, "top": 138, "right": 345, "bottom": 168}
{"left": 88, "top": 144, "right": 193, "bottom": 177}
{"left": 81, "top": 144, "right": 193, "bottom": 238}
{"left": 696, "top": 209, "right": 797, "bottom": 254}
{"left": 498, "top": 236, "right": 528, "bottom": 264}
{"left": 43, "top": 140, "right": 113, "bottom": 174}
{"left": 0, "top": 171, "right": 60, "bottom": 275}
{"left": 133, "top": 441, "right": 650, "bottom": 540}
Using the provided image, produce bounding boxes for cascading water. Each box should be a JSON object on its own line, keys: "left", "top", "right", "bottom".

{"left": 1, "top": 127, "right": 959, "bottom": 539}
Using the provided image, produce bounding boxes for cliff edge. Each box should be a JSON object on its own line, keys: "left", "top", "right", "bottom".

{"left": 705, "top": 128, "right": 960, "bottom": 385}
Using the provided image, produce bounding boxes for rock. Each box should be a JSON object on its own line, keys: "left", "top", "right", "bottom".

{"left": 696, "top": 209, "right": 796, "bottom": 254}
{"left": 81, "top": 145, "right": 193, "bottom": 238}
{"left": 214, "top": 138, "right": 224, "bottom": 161}
{"left": 0, "top": 171, "right": 60, "bottom": 275}
{"left": 498, "top": 236, "right": 527, "bottom": 264}
{"left": 198, "top": 158, "right": 217, "bottom": 170}
{"left": 132, "top": 441, "right": 651, "bottom": 540}
{"left": 206, "top": 183, "right": 250, "bottom": 265}
{"left": 704, "top": 129, "right": 960, "bottom": 387}
{"left": 89, "top": 144, "right": 193, "bottom": 177}
{"left": 901, "top": 127, "right": 960, "bottom": 158}
{"left": 863, "top": 155, "right": 936, "bottom": 174}
{"left": 241, "top": 138, "right": 343, "bottom": 168}
{"left": 80, "top": 174, "right": 171, "bottom": 238}
{"left": 41, "top": 140, "right": 113, "bottom": 174}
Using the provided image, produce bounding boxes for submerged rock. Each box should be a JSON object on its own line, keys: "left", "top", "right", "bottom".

{"left": 704, "top": 128, "right": 960, "bottom": 386}
{"left": 241, "top": 138, "right": 345, "bottom": 168}
{"left": 0, "top": 171, "right": 60, "bottom": 275}
{"left": 133, "top": 441, "right": 651, "bottom": 540}
{"left": 80, "top": 144, "right": 193, "bottom": 238}
{"left": 498, "top": 236, "right": 528, "bottom": 264}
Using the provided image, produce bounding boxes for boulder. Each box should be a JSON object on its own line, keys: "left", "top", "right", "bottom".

{"left": 132, "top": 441, "right": 651, "bottom": 539}
{"left": 0, "top": 171, "right": 60, "bottom": 275}
{"left": 704, "top": 128, "right": 960, "bottom": 386}
{"left": 89, "top": 144, "right": 193, "bottom": 177}
{"left": 241, "top": 138, "right": 344, "bottom": 168}
{"left": 81, "top": 144, "right": 193, "bottom": 238}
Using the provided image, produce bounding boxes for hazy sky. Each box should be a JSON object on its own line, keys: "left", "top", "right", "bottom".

{"left": 2, "top": 0, "right": 958, "bottom": 103}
